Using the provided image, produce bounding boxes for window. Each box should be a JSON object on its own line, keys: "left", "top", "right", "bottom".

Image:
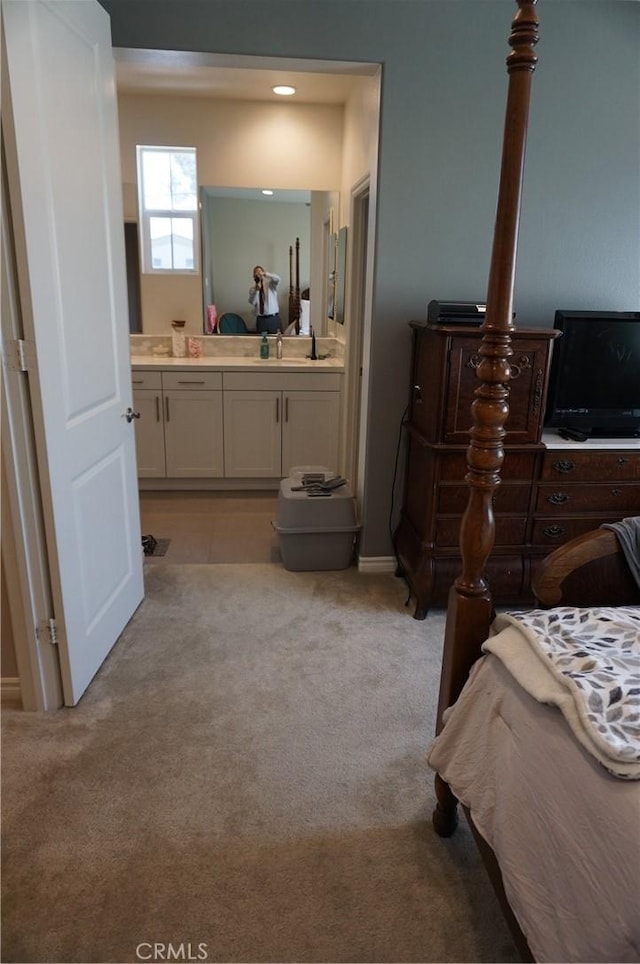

{"left": 136, "top": 146, "right": 199, "bottom": 274}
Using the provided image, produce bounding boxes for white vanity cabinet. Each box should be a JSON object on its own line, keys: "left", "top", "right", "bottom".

{"left": 132, "top": 370, "right": 224, "bottom": 478}
{"left": 222, "top": 372, "right": 341, "bottom": 478}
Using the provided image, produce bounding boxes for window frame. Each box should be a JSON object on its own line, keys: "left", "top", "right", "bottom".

{"left": 136, "top": 145, "right": 200, "bottom": 276}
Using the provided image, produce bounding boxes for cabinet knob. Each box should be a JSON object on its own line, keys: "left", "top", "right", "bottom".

{"left": 413, "top": 384, "right": 423, "bottom": 403}
{"left": 612, "top": 487, "right": 622, "bottom": 497}
{"left": 547, "top": 492, "right": 570, "bottom": 505}
{"left": 543, "top": 525, "right": 566, "bottom": 539}
{"left": 553, "top": 459, "right": 575, "bottom": 474}
{"left": 618, "top": 457, "right": 629, "bottom": 465}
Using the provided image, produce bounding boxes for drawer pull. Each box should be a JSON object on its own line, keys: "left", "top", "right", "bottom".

{"left": 618, "top": 457, "right": 629, "bottom": 465}
{"left": 553, "top": 459, "right": 575, "bottom": 474}
{"left": 547, "top": 492, "right": 570, "bottom": 505}
{"left": 177, "top": 379, "right": 206, "bottom": 384}
{"left": 509, "top": 354, "right": 531, "bottom": 380}
{"left": 612, "top": 487, "right": 622, "bottom": 497}
{"left": 543, "top": 525, "right": 566, "bottom": 539}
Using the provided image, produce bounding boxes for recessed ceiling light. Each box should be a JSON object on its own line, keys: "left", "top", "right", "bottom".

{"left": 261, "top": 189, "right": 274, "bottom": 196}
{"left": 272, "top": 85, "right": 296, "bottom": 96}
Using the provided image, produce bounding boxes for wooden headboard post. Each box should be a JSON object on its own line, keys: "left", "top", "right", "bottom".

{"left": 434, "top": 0, "right": 539, "bottom": 835}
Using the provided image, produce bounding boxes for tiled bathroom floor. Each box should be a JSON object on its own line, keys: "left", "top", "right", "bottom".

{"left": 139, "top": 491, "right": 281, "bottom": 564}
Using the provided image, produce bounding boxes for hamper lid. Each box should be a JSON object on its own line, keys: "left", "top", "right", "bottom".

{"left": 277, "top": 477, "right": 357, "bottom": 529}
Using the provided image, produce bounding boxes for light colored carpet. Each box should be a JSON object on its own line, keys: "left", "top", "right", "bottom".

{"left": 1, "top": 564, "right": 518, "bottom": 964}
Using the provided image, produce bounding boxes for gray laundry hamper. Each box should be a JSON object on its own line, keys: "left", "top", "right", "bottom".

{"left": 273, "top": 469, "right": 360, "bottom": 571}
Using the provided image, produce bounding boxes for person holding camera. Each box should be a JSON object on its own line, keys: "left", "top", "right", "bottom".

{"left": 249, "top": 265, "right": 282, "bottom": 334}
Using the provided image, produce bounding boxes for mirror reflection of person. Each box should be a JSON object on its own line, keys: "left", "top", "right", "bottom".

{"left": 249, "top": 265, "right": 282, "bottom": 334}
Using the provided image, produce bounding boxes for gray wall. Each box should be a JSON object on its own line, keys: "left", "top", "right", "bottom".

{"left": 101, "top": 0, "right": 640, "bottom": 557}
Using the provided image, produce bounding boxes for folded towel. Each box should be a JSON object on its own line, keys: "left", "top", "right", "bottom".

{"left": 602, "top": 515, "right": 640, "bottom": 589}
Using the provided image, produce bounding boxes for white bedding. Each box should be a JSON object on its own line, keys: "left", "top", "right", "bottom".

{"left": 427, "top": 641, "right": 640, "bottom": 964}
{"left": 488, "top": 607, "right": 640, "bottom": 779}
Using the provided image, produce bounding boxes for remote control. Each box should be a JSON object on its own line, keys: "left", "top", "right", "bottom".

{"left": 558, "top": 427, "right": 589, "bottom": 442}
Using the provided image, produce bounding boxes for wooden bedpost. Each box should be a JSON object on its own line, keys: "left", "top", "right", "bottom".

{"left": 434, "top": 0, "right": 539, "bottom": 837}
{"left": 294, "top": 236, "right": 301, "bottom": 334}
{"left": 288, "top": 244, "right": 294, "bottom": 327}
{"left": 288, "top": 238, "right": 302, "bottom": 333}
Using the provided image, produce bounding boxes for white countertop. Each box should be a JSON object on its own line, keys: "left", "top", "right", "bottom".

{"left": 542, "top": 429, "right": 640, "bottom": 450}
{"left": 131, "top": 354, "right": 344, "bottom": 372}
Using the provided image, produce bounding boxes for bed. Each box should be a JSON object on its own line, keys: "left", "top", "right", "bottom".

{"left": 425, "top": 3, "right": 640, "bottom": 962}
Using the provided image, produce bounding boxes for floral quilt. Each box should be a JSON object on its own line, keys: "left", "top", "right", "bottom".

{"left": 487, "top": 607, "right": 640, "bottom": 779}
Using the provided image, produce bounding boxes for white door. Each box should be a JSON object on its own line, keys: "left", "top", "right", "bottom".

{"left": 223, "top": 390, "right": 282, "bottom": 477}
{"left": 2, "top": 0, "right": 144, "bottom": 705}
{"left": 133, "top": 389, "right": 167, "bottom": 478}
{"left": 282, "top": 391, "right": 341, "bottom": 476}
{"left": 164, "top": 390, "right": 224, "bottom": 478}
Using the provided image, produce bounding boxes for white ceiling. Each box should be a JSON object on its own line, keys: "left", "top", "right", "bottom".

{"left": 114, "top": 49, "right": 377, "bottom": 104}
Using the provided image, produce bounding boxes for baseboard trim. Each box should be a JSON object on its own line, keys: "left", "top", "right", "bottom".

{"left": 139, "top": 478, "right": 281, "bottom": 491}
{"left": 357, "top": 555, "right": 397, "bottom": 573}
{"left": 1, "top": 678, "right": 22, "bottom": 708}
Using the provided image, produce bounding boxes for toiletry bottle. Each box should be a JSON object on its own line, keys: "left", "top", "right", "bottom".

{"left": 276, "top": 331, "right": 283, "bottom": 359}
{"left": 310, "top": 326, "right": 317, "bottom": 360}
{"left": 260, "top": 331, "right": 270, "bottom": 359}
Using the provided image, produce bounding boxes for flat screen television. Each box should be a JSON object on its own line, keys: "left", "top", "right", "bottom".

{"left": 545, "top": 310, "right": 640, "bottom": 438}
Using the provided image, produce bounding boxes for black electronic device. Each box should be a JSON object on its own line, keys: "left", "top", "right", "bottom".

{"left": 427, "top": 301, "right": 486, "bottom": 325}
{"left": 545, "top": 309, "right": 640, "bottom": 439}
{"left": 557, "top": 427, "right": 589, "bottom": 443}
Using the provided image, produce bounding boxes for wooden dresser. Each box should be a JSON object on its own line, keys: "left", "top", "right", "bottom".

{"left": 394, "top": 322, "right": 557, "bottom": 617}
{"left": 531, "top": 434, "right": 640, "bottom": 578}
{"left": 394, "top": 321, "right": 640, "bottom": 617}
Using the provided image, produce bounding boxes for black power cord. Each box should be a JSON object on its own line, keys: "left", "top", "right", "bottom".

{"left": 388, "top": 404, "right": 409, "bottom": 585}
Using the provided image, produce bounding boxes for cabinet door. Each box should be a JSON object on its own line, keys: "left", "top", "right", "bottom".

{"left": 223, "top": 390, "right": 282, "bottom": 477}
{"left": 164, "top": 390, "right": 224, "bottom": 478}
{"left": 282, "top": 391, "right": 341, "bottom": 476}
{"left": 445, "top": 336, "right": 551, "bottom": 444}
{"left": 133, "top": 389, "right": 166, "bottom": 477}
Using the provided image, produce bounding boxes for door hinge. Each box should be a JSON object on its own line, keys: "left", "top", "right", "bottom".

{"left": 10, "top": 339, "right": 33, "bottom": 372}
{"left": 47, "top": 618, "right": 58, "bottom": 645}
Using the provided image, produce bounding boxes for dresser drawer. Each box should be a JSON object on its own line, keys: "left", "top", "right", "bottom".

{"left": 541, "top": 450, "right": 640, "bottom": 482}
{"left": 438, "top": 483, "right": 532, "bottom": 514}
{"left": 436, "top": 516, "right": 527, "bottom": 547}
{"left": 535, "top": 482, "right": 640, "bottom": 514}
{"left": 131, "top": 371, "right": 162, "bottom": 390}
{"left": 162, "top": 371, "right": 222, "bottom": 391}
{"left": 531, "top": 514, "right": 628, "bottom": 547}
{"left": 438, "top": 451, "right": 538, "bottom": 482}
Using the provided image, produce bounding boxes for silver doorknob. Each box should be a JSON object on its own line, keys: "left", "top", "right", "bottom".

{"left": 124, "top": 407, "right": 140, "bottom": 423}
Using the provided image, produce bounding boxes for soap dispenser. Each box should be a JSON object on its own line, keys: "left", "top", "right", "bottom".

{"left": 276, "top": 331, "right": 283, "bottom": 360}
{"left": 260, "top": 331, "right": 270, "bottom": 359}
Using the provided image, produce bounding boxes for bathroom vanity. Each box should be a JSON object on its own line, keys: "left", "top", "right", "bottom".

{"left": 131, "top": 350, "right": 344, "bottom": 486}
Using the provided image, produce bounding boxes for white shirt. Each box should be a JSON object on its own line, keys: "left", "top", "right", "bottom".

{"left": 249, "top": 272, "right": 281, "bottom": 316}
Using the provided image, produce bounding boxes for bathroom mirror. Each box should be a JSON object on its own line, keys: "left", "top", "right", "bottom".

{"left": 200, "top": 187, "right": 338, "bottom": 335}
